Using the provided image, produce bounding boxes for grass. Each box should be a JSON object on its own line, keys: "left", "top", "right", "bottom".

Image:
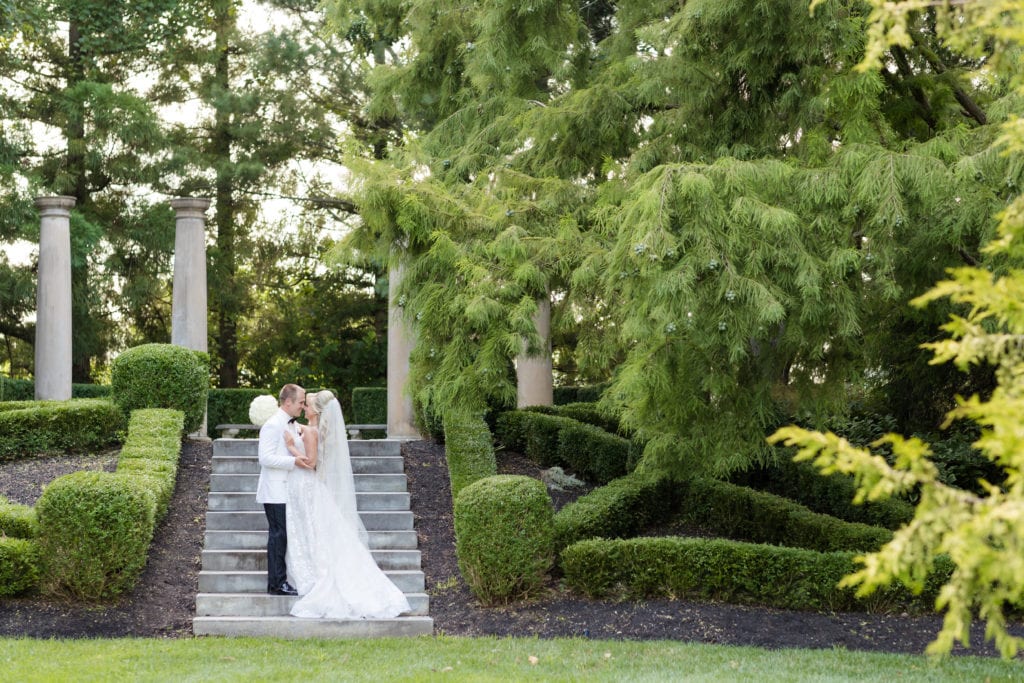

{"left": 1, "top": 636, "right": 1021, "bottom": 682}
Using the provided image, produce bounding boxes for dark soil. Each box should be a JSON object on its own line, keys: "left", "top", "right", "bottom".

{"left": 0, "top": 438, "right": 1021, "bottom": 657}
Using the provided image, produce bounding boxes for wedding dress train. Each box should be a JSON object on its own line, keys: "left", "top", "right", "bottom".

{"left": 284, "top": 400, "right": 410, "bottom": 619}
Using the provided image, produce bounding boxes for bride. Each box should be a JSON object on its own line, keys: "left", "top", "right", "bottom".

{"left": 282, "top": 389, "right": 411, "bottom": 619}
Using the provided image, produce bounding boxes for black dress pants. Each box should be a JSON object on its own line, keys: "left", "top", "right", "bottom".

{"left": 264, "top": 503, "right": 287, "bottom": 591}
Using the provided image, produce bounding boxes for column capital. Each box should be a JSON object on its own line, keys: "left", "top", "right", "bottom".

{"left": 170, "top": 197, "right": 212, "bottom": 218}
{"left": 34, "top": 196, "right": 76, "bottom": 217}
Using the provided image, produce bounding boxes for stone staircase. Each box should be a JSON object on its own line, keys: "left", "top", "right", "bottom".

{"left": 192, "top": 438, "right": 434, "bottom": 638}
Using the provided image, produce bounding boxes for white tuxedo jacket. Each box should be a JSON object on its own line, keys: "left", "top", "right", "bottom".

{"left": 256, "top": 409, "right": 297, "bottom": 504}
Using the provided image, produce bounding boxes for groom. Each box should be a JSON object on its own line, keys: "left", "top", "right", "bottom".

{"left": 256, "top": 383, "right": 309, "bottom": 596}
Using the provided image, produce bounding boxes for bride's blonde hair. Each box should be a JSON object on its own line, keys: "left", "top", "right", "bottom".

{"left": 312, "top": 390, "right": 338, "bottom": 439}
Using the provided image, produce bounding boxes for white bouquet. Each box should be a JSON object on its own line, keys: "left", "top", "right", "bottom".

{"left": 248, "top": 395, "right": 278, "bottom": 427}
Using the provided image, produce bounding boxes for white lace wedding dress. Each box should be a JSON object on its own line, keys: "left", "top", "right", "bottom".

{"left": 284, "top": 400, "right": 411, "bottom": 619}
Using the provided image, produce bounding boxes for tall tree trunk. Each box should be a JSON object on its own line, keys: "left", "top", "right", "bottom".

{"left": 212, "top": 0, "right": 239, "bottom": 387}
{"left": 67, "top": 20, "right": 93, "bottom": 382}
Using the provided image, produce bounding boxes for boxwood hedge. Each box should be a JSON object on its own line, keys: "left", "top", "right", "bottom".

{"left": 444, "top": 412, "right": 497, "bottom": 499}
{"left": 111, "top": 344, "right": 208, "bottom": 433}
{"left": 0, "top": 399, "right": 125, "bottom": 461}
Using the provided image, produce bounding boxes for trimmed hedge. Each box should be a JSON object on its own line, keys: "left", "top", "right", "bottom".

{"left": 35, "top": 408, "right": 184, "bottom": 600}
{"left": 731, "top": 456, "right": 914, "bottom": 530}
{"left": 554, "top": 471, "right": 677, "bottom": 551}
{"left": 674, "top": 478, "right": 893, "bottom": 553}
{"left": 0, "top": 496, "right": 38, "bottom": 539}
{"left": 561, "top": 536, "right": 948, "bottom": 613}
{"left": 495, "top": 410, "right": 629, "bottom": 484}
{"left": 36, "top": 471, "right": 156, "bottom": 600}
{"left": 0, "top": 399, "right": 125, "bottom": 461}
{"left": 111, "top": 344, "right": 208, "bottom": 433}
{"left": 116, "top": 409, "right": 184, "bottom": 524}
{"left": 0, "top": 537, "right": 40, "bottom": 597}
{"left": 0, "top": 377, "right": 33, "bottom": 401}
{"left": 454, "top": 475, "right": 555, "bottom": 604}
{"left": 525, "top": 402, "right": 623, "bottom": 436}
{"left": 0, "top": 379, "right": 111, "bottom": 401}
{"left": 444, "top": 412, "right": 497, "bottom": 499}
{"left": 352, "top": 387, "right": 387, "bottom": 438}
{"left": 207, "top": 388, "right": 267, "bottom": 432}
{"left": 553, "top": 383, "right": 608, "bottom": 405}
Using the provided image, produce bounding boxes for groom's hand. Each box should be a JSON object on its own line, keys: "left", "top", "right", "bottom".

{"left": 295, "top": 456, "right": 314, "bottom": 470}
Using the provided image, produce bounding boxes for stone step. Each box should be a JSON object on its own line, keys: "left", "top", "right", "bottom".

{"left": 203, "top": 529, "right": 419, "bottom": 551}
{"left": 198, "top": 569, "right": 425, "bottom": 594}
{"left": 208, "top": 491, "right": 410, "bottom": 512}
{"left": 210, "top": 473, "right": 407, "bottom": 493}
{"left": 211, "top": 455, "right": 405, "bottom": 475}
{"left": 194, "top": 592, "right": 430, "bottom": 618}
{"left": 213, "top": 438, "right": 401, "bottom": 458}
{"left": 192, "top": 615, "right": 433, "bottom": 639}
{"left": 202, "top": 549, "right": 422, "bottom": 572}
{"left": 206, "top": 510, "right": 414, "bottom": 532}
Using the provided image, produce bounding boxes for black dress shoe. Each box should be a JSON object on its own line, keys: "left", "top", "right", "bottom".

{"left": 268, "top": 582, "right": 298, "bottom": 596}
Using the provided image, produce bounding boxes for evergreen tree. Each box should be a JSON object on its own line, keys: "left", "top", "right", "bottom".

{"left": 0, "top": 0, "right": 197, "bottom": 378}
{"left": 331, "top": 0, "right": 1017, "bottom": 474}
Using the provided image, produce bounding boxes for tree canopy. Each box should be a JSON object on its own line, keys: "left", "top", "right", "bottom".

{"left": 330, "top": 0, "right": 1020, "bottom": 475}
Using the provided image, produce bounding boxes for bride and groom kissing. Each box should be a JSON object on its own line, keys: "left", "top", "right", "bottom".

{"left": 256, "top": 384, "right": 410, "bottom": 619}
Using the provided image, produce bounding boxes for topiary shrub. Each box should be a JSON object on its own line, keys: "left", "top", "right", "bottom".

{"left": 111, "top": 344, "right": 208, "bottom": 433}
{"left": 0, "top": 399, "right": 125, "bottom": 461}
{"left": 36, "top": 471, "right": 156, "bottom": 600}
{"left": 444, "top": 412, "right": 497, "bottom": 499}
{"left": 454, "top": 475, "right": 555, "bottom": 604}
{"left": 0, "top": 537, "right": 40, "bottom": 597}
{"left": 0, "top": 496, "right": 38, "bottom": 538}
{"left": 553, "top": 470, "right": 677, "bottom": 551}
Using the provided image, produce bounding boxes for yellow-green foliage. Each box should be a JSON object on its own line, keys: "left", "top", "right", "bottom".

{"left": 770, "top": 0, "right": 1024, "bottom": 660}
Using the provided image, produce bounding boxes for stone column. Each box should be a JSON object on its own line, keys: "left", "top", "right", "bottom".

{"left": 170, "top": 198, "right": 212, "bottom": 439}
{"left": 387, "top": 263, "right": 420, "bottom": 439}
{"left": 33, "top": 196, "right": 76, "bottom": 401}
{"left": 516, "top": 296, "right": 554, "bottom": 408}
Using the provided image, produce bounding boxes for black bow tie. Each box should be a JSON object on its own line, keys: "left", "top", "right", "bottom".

{"left": 287, "top": 417, "right": 297, "bottom": 424}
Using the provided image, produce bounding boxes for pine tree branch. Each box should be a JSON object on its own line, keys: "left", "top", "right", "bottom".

{"left": 910, "top": 34, "right": 988, "bottom": 126}
{"left": 241, "top": 189, "right": 359, "bottom": 215}
{"left": 890, "top": 46, "right": 937, "bottom": 132}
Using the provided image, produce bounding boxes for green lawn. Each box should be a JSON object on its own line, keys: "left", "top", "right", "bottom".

{"left": 1, "top": 636, "right": 1020, "bottom": 682}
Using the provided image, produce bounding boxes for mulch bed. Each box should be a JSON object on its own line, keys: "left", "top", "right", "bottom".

{"left": 0, "top": 438, "right": 1021, "bottom": 657}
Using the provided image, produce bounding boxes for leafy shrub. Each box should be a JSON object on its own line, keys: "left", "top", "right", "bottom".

{"left": 454, "top": 475, "right": 555, "bottom": 604}
{"left": 36, "top": 471, "right": 156, "bottom": 600}
{"left": 111, "top": 344, "right": 208, "bottom": 433}
{"left": 0, "top": 496, "right": 38, "bottom": 538}
{"left": 732, "top": 455, "right": 914, "bottom": 530}
{"left": 352, "top": 386, "right": 387, "bottom": 438}
{"left": 0, "top": 399, "right": 125, "bottom": 461}
{"left": 554, "top": 471, "right": 677, "bottom": 550}
{"left": 560, "top": 536, "right": 949, "bottom": 612}
{"left": 414, "top": 395, "right": 445, "bottom": 442}
{"left": 444, "top": 412, "right": 497, "bottom": 499}
{"left": 0, "top": 537, "right": 40, "bottom": 597}
{"left": 0, "top": 378, "right": 33, "bottom": 401}
{"left": 207, "top": 388, "right": 267, "bottom": 432}
{"left": 675, "top": 478, "right": 892, "bottom": 552}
